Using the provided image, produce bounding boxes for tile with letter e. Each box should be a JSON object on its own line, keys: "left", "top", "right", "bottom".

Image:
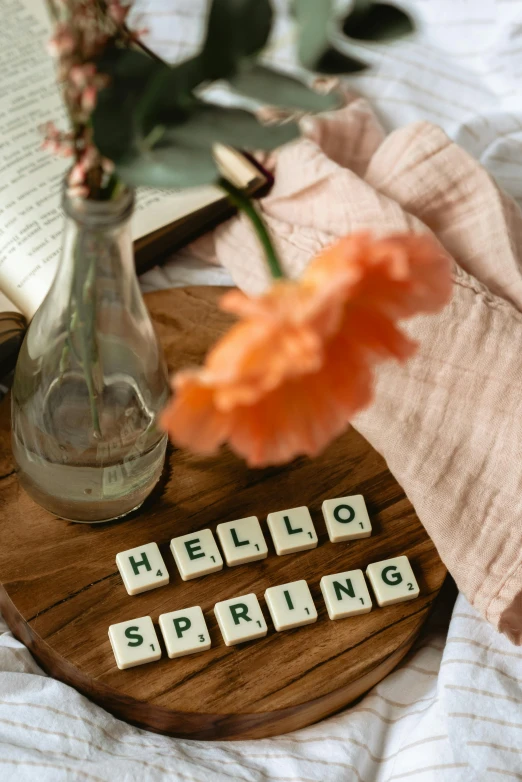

{"left": 116, "top": 542, "right": 169, "bottom": 596}
{"left": 366, "top": 555, "right": 420, "bottom": 607}
{"left": 214, "top": 593, "right": 267, "bottom": 646}
{"left": 216, "top": 516, "right": 268, "bottom": 566}
{"left": 159, "top": 606, "right": 211, "bottom": 659}
{"left": 320, "top": 569, "right": 372, "bottom": 620}
{"left": 108, "top": 616, "right": 161, "bottom": 670}
{"left": 170, "top": 529, "right": 223, "bottom": 581}
{"left": 267, "top": 506, "right": 318, "bottom": 555}
{"left": 322, "top": 494, "right": 372, "bottom": 543}
{"left": 264, "top": 579, "right": 318, "bottom": 631}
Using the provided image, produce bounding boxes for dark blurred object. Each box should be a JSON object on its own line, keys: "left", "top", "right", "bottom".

{"left": 0, "top": 313, "right": 27, "bottom": 376}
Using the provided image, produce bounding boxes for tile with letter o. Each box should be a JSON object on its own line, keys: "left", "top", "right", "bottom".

{"left": 366, "top": 555, "right": 420, "bottom": 607}
{"left": 116, "top": 542, "right": 169, "bottom": 595}
{"left": 214, "top": 593, "right": 267, "bottom": 646}
{"left": 159, "top": 606, "right": 211, "bottom": 659}
{"left": 322, "top": 494, "right": 372, "bottom": 543}
{"left": 320, "top": 569, "right": 372, "bottom": 620}
{"left": 216, "top": 516, "right": 268, "bottom": 566}
{"left": 108, "top": 616, "right": 161, "bottom": 670}
{"left": 267, "top": 506, "right": 318, "bottom": 555}
{"left": 264, "top": 579, "right": 318, "bottom": 631}
{"left": 170, "top": 529, "right": 223, "bottom": 581}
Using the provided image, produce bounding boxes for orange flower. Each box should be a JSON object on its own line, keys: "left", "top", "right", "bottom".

{"left": 160, "top": 233, "right": 452, "bottom": 467}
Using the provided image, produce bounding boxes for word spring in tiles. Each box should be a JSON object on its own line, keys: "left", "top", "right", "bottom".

{"left": 109, "top": 495, "right": 420, "bottom": 669}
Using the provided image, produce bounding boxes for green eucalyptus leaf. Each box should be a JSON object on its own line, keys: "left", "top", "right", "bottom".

{"left": 202, "top": 0, "right": 273, "bottom": 80}
{"left": 228, "top": 65, "right": 341, "bottom": 112}
{"left": 343, "top": 2, "right": 414, "bottom": 41}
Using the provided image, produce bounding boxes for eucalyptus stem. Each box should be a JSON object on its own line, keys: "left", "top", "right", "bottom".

{"left": 218, "top": 177, "right": 285, "bottom": 281}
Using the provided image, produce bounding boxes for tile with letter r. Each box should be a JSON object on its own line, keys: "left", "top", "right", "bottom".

{"left": 159, "top": 606, "right": 211, "bottom": 659}
{"left": 108, "top": 616, "right": 161, "bottom": 670}
{"left": 320, "top": 569, "right": 372, "bottom": 620}
{"left": 266, "top": 506, "right": 318, "bottom": 555}
{"left": 366, "top": 555, "right": 420, "bottom": 607}
{"left": 216, "top": 515, "right": 268, "bottom": 566}
{"left": 116, "top": 542, "right": 169, "bottom": 596}
{"left": 214, "top": 593, "right": 267, "bottom": 646}
{"left": 322, "top": 494, "right": 372, "bottom": 543}
{"left": 264, "top": 580, "right": 318, "bottom": 631}
{"left": 170, "top": 529, "right": 223, "bottom": 581}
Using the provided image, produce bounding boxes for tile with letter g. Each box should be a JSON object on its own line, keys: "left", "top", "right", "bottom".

{"left": 267, "top": 506, "right": 318, "bottom": 555}
{"left": 320, "top": 569, "right": 372, "bottom": 620}
{"left": 216, "top": 516, "right": 268, "bottom": 566}
{"left": 116, "top": 542, "right": 169, "bottom": 595}
{"left": 159, "top": 606, "right": 211, "bottom": 659}
{"left": 264, "top": 579, "right": 318, "bottom": 631}
{"left": 214, "top": 593, "right": 268, "bottom": 646}
{"left": 170, "top": 529, "right": 223, "bottom": 581}
{"left": 108, "top": 616, "right": 161, "bottom": 670}
{"left": 322, "top": 494, "right": 372, "bottom": 543}
{"left": 366, "top": 555, "right": 420, "bottom": 607}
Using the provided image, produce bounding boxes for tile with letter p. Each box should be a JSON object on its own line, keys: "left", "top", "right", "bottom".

{"left": 159, "top": 606, "right": 211, "bottom": 659}
{"left": 216, "top": 516, "right": 268, "bottom": 566}
{"left": 366, "top": 555, "right": 420, "bottom": 607}
{"left": 108, "top": 616, "right": 161, "bottom": 670}
{"left": 264, "top": 580, "right": 317, "bottom": 631}
{"left": 320, "top": 569, "right": 372, "bottom": 619}
{"left": 267, "top": 506, "right": 318, "bottom": 555}
{"left": 322, "top": 494, "right": 372, "bottom": 543}
{"left": 170, "top": 529, "right": 223, "bottom": 581}
{"left": 116, "top": 542, "right": 169, "bottom": 595}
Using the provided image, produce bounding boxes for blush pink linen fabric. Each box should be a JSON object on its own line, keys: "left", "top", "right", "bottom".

{"left": 193, "top": 98, "right": 522, "bottom": 643}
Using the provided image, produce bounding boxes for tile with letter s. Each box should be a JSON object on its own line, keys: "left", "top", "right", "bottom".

{"left": 108, "top": 616, "right": 161, "bottom": 670}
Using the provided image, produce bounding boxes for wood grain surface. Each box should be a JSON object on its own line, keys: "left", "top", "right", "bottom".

{"left": 0, "top": 286, "right": 447, "bottom": 740}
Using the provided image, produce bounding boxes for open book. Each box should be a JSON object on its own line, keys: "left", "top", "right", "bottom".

{"left": 0, "top": 1, "right": 269, "bottom": 370}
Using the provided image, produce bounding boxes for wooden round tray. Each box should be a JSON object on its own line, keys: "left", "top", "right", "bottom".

{"left": 0, "top": 286, "right": 446, "bottom": 740}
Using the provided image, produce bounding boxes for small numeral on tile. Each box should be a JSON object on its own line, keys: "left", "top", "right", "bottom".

{"left": 359, "top": 522, "right": 364, "bottom": 529}
{"left": 359, "top": 597, "right": 364, "bottom": 604}
{"left": 305, "top": 607, "right": 310, "bottom": 614}
{"left": 150, "top": 644, "right": 155, "bottom": 650}
{"left": 255, "top": 543, "right": 260, "bottom": 550}
{"left": 210, "top": 555, "right": 215, "bottom": 562}
{"left": 408, "top": 582, "right": 414, "bottom": 591}
{"left": 257, "top": 620, "right": 262, "bottom": 627}
{"left": 198, "top": 634, "right": 205, "bottom": 642}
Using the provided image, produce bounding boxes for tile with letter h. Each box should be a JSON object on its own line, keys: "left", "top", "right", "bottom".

{"left": 170, "top": 529, "right": 223, "bottom": 581}
{"left": 116, "top": 542, "right": 169, "bottom": 596}
{"left": 322, "top": 494, "right": 372, "bottom": 542}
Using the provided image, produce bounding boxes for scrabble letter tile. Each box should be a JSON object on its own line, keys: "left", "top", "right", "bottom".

{"left": 264, "top": 580, "right": 317, "bottom": 631}
{"left": 108, "top": 616, "right": 161, "bottom": 670}
{"left": 320, "top": 569, "right": 372, "bottom": 619}
{"left": 267, "top": 506, "right": 318, "bottom": 555}
{"left": 216, "top": 516, "right": 268, "bottom": 566}
{"left": 170, "top": 529, "right": 223, "bottom": 581}
{"left": 159, "top": 606, "right": 211, "bottom": 659}
{"left": 366, "top": 555, "right": 420, "bottom": 607}
{"left": 322, "top": 495, "right": 372, "bottom": 543}
{"left": 214, "top": 593, "right": 267, "bottom": 646}
{"left": 116, "top": 542, "right": 169, "bottom": 595}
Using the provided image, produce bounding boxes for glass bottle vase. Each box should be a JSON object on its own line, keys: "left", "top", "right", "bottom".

{"left": 11, "top": 186, "right": 169, "bottom": 523}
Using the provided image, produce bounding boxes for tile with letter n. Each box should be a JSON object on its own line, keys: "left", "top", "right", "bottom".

{"left": 170, "top": 529, "right": 223, "bottom": 581}
{"left": 320, "top": 569, "right": 372, "bottom": 620}
{"left": 108, "top": 616, "right": 161, "bottom": 670}
{"left": 214, "top": 593, "right": 268, "bottom": 646}
{"left": 159, "top": 606, "right": 211, "bottom": 659}
{"left": 216, "top": 516, "right": 268, "bottom": 566}
{"left": 116, "top": 542, "right": 169, "bottom": 596}
{"left": 267, "top": 506, "right": 318, "bottom": 555}
{"left": 322, "top": 494, "right": 372, "bottom": 543}
{"left": 366, "top": 555, "right": 420, "bottom": 607}
{"left": 264, "top": 580, "right": 318, "bottom": 631}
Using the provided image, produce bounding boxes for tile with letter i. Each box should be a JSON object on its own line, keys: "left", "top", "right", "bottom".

{"left": 170, "top": 529, "right": 223, "bottom": 581}
{"left": 320, "top": 569, "right": 372, "bottom": 620}
{"left": 267, "top": 506, "right": 318, "bottom": 555}
{"left": 366, "top": 556, "right": 420, "bottom": 607}
{"left": 108, "top": 616, "right": 161, "bottom": 670}
{"left": 159, "top": 606, "right": 211, "bottom": 659}
{"left": 216, "top": 516, "right": 268, "bottom": 566}
{"left": 116, "top": 542, "right": 169, "bottom": 595}
{"left": 214, "top": 593, "right": 268, "bottom": 646}
{"left": 264, "top": 580, "right": 318, "bottom": 631}
{"left": 322, "top": 495, "right": 372, "bottom": 543}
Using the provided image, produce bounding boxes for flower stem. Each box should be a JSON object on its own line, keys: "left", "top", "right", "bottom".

{"left": 218, "top": 177, "right": 285, "bottom": 281}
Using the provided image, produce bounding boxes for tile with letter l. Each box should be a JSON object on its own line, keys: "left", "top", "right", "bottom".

{"left": 266, "top": 506, "right": 318, "bottom": 555}
{"left": 159, "top": 606, "right": 211, "bottom": 659}
{"left": 108, "top": 616, "right": 161, "bottom": 670}
{"left": 264, "top": 579, "right": 318, "bottom": 631}
{"left": 320, "top": 569, "right": 372, "bottom": 620}
{"left": 170, "top": 529, "right": 223, "bottom": 581}
{"left": 116, "top": 542, "right": 169, "bottom": 595}
{"left": 322, "top": 494, "right": 372, "bottom": 543}
{"left": 366, "top": 555, "right": 420, "bottom": 607}
{"left": 214, "top": 593, "right": 267, "bottom": 646}
{"left": 216, "top": 516, "right": 268, "bottom": 566}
